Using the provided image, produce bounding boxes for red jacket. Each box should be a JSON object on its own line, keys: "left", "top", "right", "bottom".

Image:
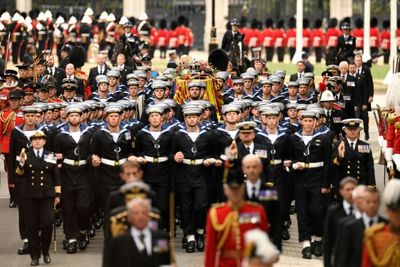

{"left": 370, "top": 27, "right": 380, "bottom": 48}
{"left": 204, "top": 202, "right": 269, "bottom": 267}
{"left": 353, "top": 28, "right": 364, "bottom": 48}
{"left": 312, "top": 28, "right": 324, "bottom": 47}
{"left": 0, "top": 108, "right": 24, "bottom": 153}
{"left": 325, "top": 28, "right": 340, "bottom": 47}
{"left": 286, "top": 28, "right": 296, "bottom": 48}
{"left": 273, "top": 28, "right": 286, "bottom": 48}
{"left": 302, "top": 28, "right": 312, "bottom": 48}
{"left": 247, "top": 28, "right": 260, "bottom": 47}
{"left": 168, "top": 29, "right": 178, "bottom": 48}
{"left": 381, "top": 29, "right": 390, "bottom": 50}
{"left": 260, "top": 27, "right": 274, "bottom": 47}
{"left": 157, "top": 29, "right": 169, "bottom": 47}
{"left": 241, "top": 27, "right": 251, "bottom": 46}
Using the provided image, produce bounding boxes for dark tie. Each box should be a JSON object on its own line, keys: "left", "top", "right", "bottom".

{"left": 139, "top": 232, "right": 147, "bottom": 255}
{"left": 351, "top": 142, "right": 354, "bottom": 150}
{"left": 369, "top": 219, "right": 374, "bottom": 227}
{"left": 246, "top": 146, "right": 251, "bottom": 153}
{"left": 37, "top": 151, "right": 40, "bottom": 158}
{"left": 251, "top": 186, "right": 257, "bottom": 200}
{"left": 349, "top": 205, "right": 353, "bottom": 216}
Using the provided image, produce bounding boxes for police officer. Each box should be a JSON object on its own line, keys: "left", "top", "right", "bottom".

{"left": 332, "top": 118, "right": 375, "bottom": 187}
{"left": 337, "top": 22, "right": 356, "bottom": 62}
{"left": 135, "top": 105, "right": 173, "bottom": 229}
{"left": 54, "top": 105, "right": 93, "bottom": 254}
{"left": 171, "top": 105, "right": 216, "bottom": 253}
{"left": 287, "top": 110, "right": 331, "bottom": 259}
{"left": 16, "top": 130, "right": 61, "bottom": 266}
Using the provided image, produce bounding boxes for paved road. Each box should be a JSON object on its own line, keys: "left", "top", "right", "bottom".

{"left": 0, "top": 63, "right": 388, "bottom": 266}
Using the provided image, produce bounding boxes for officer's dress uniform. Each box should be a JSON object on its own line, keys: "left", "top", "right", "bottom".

{"left": 205, "top": 202, "right": 269, "bottom": 267}
{"left": 337, "top": 34, "right": 356, "bottom": 62}
{"left": 332, "top": 138, "right": 375, "bottom": 187}
{"left": 288, "top": 130, "right": 331, "bottom": 243}
{"left": 171, "top": 125, "right": 214, "bottom": 244}
{"left": 9, "top": 124, "right": 47, "bottom": 251}
{"left": 54, "top": 124, "right": 93, "bottom": 250}
{"left": 16, "top": 148, "right": 60, "bottom": 261}
{"left": 135, "top": 125, "right": 173, "bottom": 229}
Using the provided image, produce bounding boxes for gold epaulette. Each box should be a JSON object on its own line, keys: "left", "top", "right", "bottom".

{"left": 149, "top": 211, "right": 160, "bottom": 220}
{"left": 387, "top": 113, "right": 397, "bottom": 124}
{"left": 364, "top": 222, "right": 386, "bottom": 238}
{"left": 110, "top": 210, "right": 129, "bottom": 237}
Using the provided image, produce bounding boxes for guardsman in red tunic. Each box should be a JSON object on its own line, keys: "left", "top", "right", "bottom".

{"left": 205, "top": 165, "right": 269, "bottom": 267}
{"left": 185, "top": 25, "right": 194, "bottom": 55}
{"left": 370, "top": 17, "right": 380, "bottom": 57}
{"left": 274, "top": 20, "right": 286, "bottom": 62}
{"left": 157, "top": 19, "right": 169, "bottom": 59}
{"left": 325, "top": 18, "right": 340, "bottom": 64}
{"left": 286, "top": 17, "right": 296, "bottom": 61}
{"left": 302, "top": 19, "right": 312, "bottom": 55}
{"left": 312, "top": 19, "right": 325, "bottom": 63}
{"left": 261, "top": 18, "right": 275, "bottom": 62}
{"left": 248, "top": 19, "right": 261, "bottom": 58}
{"left": 381, "top": 20, "right": 390, "bottom": 64}
{"left": 168, "top": 21, "right": 178, "bottom": 51}
{"left": 361, "top": 179, "right": 400, "bottom": 267}
{"left": 176, "top": 15, "right": 189, "bottom": 56}
{"left": 0, "top": 89, "right": 24, "bottom": 208}
{"left": 353, "top": 18, "right": 364, "bottom": 51}
{"left": 240, "top": 17, "right": 250, "bottom": 56}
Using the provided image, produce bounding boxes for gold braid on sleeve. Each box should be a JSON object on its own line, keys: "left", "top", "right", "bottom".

{"left": 210, "top": 207, "right": 238, "bottom": 250}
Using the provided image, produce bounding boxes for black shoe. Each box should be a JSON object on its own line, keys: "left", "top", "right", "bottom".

{"left": 94, "top": 219, "right": 102, "bottom": 230}
{"left": 54, "top": 214, "right": 63, "bottom": 227}
{"left": 186, "top": 241, "right": 195, "bottom": 253}
{"left": 66, "top": 241, "right": 77, "bottom": 254}
{"left": 181, "top": 237, "right": 187, "bottom": 249}
{"left": 87, "top": 225, "right": 96, "bottom": 238}
{"left": 18, "top": 242, "right": 29, "bottom": 255}
{"left": 30, "top": 258, "right": 39, "bottom": 266}
{"left": 9, "top": 201, "right": 17, "bottom": 208}
{"left": 63, "top": 239, "right": 68, "bottom": 250}
{"left": 43, "top": 253, "right": 51, "bottom": 264}
{"left": 282, "top": 229, "right": 290, "bottom": 240}
{"left": 284, "top": 219, "right": 292, "bottom": 229}
{"left": 313, "top": 241, "right": 323, "bottom": 257}
{"left": 302, "top": 247, "right": 312, "bottom": 259}
{"left": 78, "top": 234, "right": 89, "bottom": 250}
{"left": 196, "top": 234, "right": 205, "bottom": 251}
{"left": 289, "top": 205, "right": 296, "bottom": 214}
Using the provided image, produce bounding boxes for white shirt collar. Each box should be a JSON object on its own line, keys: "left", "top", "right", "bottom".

{"left": 130, "top": 226, "right": 151, "bottom": 255}
{"left": 343, "top": 200, "right": 353, "bottom": 215}
{"left": 244, "top": 142, "right": 255, "bottom": 154}
{"left": 246, "top": 179, "right": 261, "bottom": 197}
{"left": 33, "top": 148, "right": 44, "bottom": 158}
{"left": 362, "top": 213, "right": 378, "bottom": 228}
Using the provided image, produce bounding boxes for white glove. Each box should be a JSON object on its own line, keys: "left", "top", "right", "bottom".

{"left": 392, "top": 154, "right": 400, "bottom": 172}
{"left": 378, "top": 136, "right": 384, "bottom": 149}
{"left": 385, "top": 147, "right": 393, "bottom": 162}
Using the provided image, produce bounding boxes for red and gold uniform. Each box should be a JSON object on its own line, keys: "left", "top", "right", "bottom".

{"left": 370, "top": 26, "right": 380, "bottom": 51}
{"left": 0, "top": 107, "right": 24, "bottom": 154}
{"left": 302, "top": 27, "right": 312, "bottom": 52}
{"left": 361, "top": 223, "right": 400, "bottom": 267}
{"left": 205, "top": 202, "right": 269, "bottom": 267}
